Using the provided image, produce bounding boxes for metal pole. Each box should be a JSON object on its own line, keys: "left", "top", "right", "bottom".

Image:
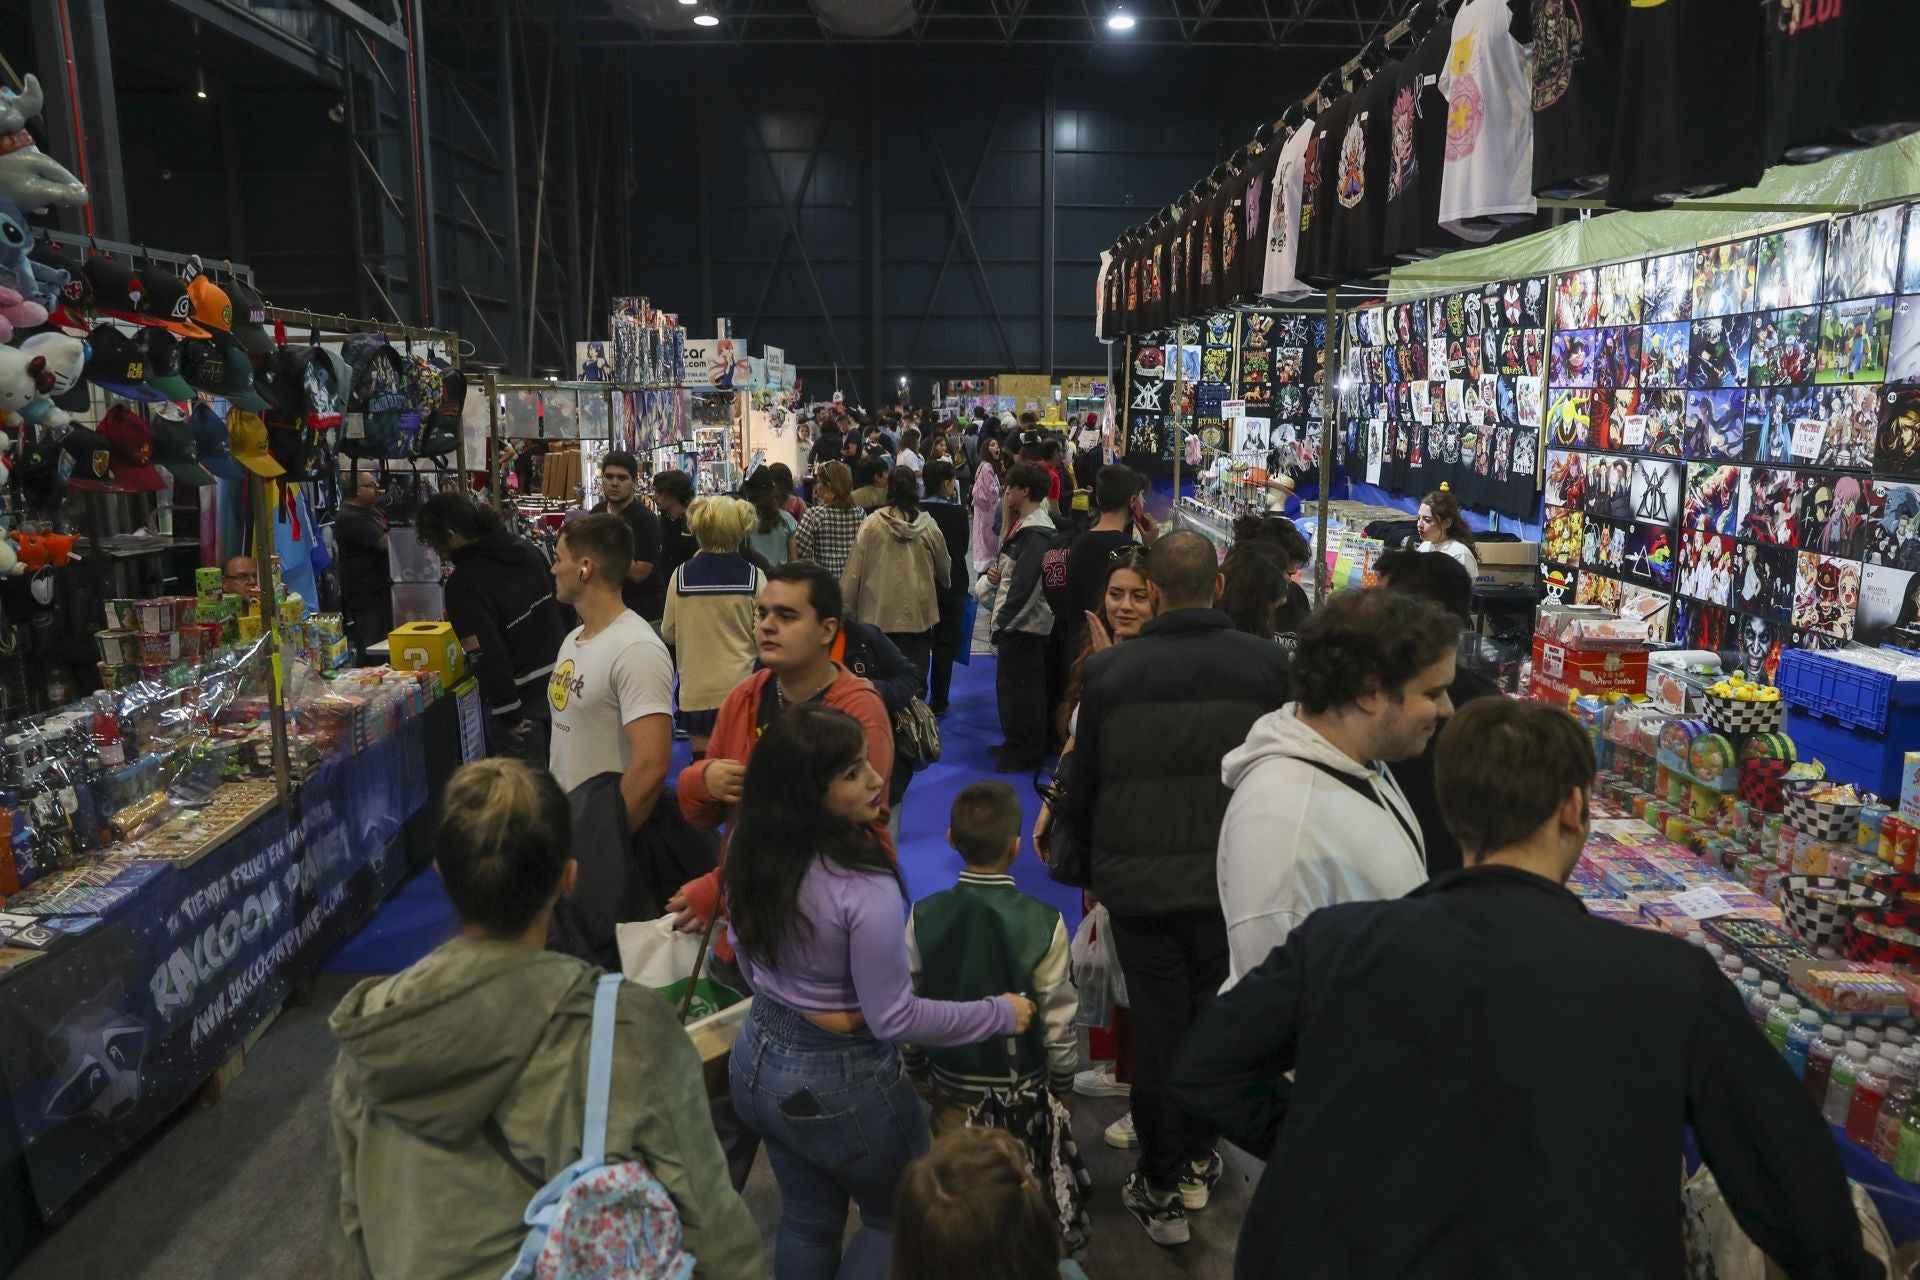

{"left": 497, "top": 4, "right": 527, "bottom": 371}
{"left": 1041, "top": 60, "right": 1056, "bottom": 378}
{"left": 1171, "top": 319, "right": 1186, "bottom": 510}
{"left": 487, "top": 372, "right": 501, "bottom": 508}
{"left": 524, "top": 38, "right": 556, "bottom": 372}
{"left": 1316, "top": 287, "right": 1339, "bottom": 603}
{"left": 253, "top": 476, "right": 292, "bottom": 803}
{"left": 560, "top": 0, "right": 584, "bottom": 342}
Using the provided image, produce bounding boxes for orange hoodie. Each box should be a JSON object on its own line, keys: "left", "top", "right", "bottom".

{"left": 676, "top": 666, "right": 896, "bottom": 955}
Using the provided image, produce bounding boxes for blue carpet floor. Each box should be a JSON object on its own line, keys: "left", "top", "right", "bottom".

{"left": 323, "top": 653, "right": 1077, "bottom": 975}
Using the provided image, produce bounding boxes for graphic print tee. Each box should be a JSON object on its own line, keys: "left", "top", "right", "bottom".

{"left": 1607, "top": 0, "right": 1764, "bottom": 209}
{"left": 1298, "top": 94, "right": 1355, "bottom": 288}
{"left": 1382, "top": 22, "right": 1461, "bottom": 260}
{"left": 547, "top": 610, "right": 675, "bottom": 795}
{"left": 1765, "top": 1, "right": 1920, "bottom": 163}
{"left": 1262, "top": 120, "right": 1318, "bottom": 301}
{"left": 1438, "top": 0, "right": 1537, "bottom": 238}
{"left": 1511, "top": 0, "right": 1624, "bottom": 197}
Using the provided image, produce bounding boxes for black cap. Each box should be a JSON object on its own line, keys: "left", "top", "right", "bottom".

{"left": 211, "top": 330, "right": 270, "bottom": 412}
{"left": 151, "top": 414, "right": 215, "bottom": 486}
{"left": 60, "top": 425, "right": 112, "bottom": 487}
{"left": 140, "top": 328, "right": 197, "bottom": 401}
{"left": 136, "top": 264, "right": 211, "bottom": 338}
{"left": 14, "top": 435, "right": 61, "bottom": 508}
{"left": 84, "top": 256, "right": 149, "bottom": 322}
{"left": 31, "top": 243, "right": 91, "bottom": 313}
{"left": 223, "top": 276, "right": 276, "bottom": 356}
{"left": 179, "top": 336, "right": 229, "bottom": 396}
{"left": 84, "top": 324, "right": 165, "bottom": 402}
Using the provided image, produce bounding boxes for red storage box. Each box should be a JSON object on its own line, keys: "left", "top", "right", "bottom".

{"left": 1529, "top": 635, "right": 1649, "bottom": 705}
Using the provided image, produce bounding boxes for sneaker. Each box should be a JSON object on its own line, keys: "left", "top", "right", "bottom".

{"left": 1074, "top": 1063, "right": 1130, "bottom": 1098}
{"left": 1121, "top": 1172, "right": 1189, "bottom": 1246}
{"left": 1178, "top": 1150, "right": 1225, "bottom": 1211}
{"left": 1104, "top": 1111, "right": 1139, "bottom": 1149}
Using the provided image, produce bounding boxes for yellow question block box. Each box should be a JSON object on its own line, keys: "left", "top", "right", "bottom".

{"left": 387, "top": 621, "right": 467, "bottom": 684}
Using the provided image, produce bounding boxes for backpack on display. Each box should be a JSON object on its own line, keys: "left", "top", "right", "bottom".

{"left": 413, "top": 363, "right": 465, "bottom": 460}
{"left": 341, "top": 334, "right": 408, "bottom": 460}
{"left": 498, "top": 973, "right": 695, "bottom": 1280}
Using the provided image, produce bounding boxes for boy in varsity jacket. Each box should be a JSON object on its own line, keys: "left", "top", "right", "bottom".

{"left": 904, "top": 782, "right": 1077, "bottom": 1132}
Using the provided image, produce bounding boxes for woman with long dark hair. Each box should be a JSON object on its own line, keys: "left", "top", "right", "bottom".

{"left": 969, "top": 435, "right": 1006, "bottom": 570}
{"left": 1415, "top": 485, "right": 1480, "bottom": 581}
{"left": 742, "top": 465, "right": 798, "bottom": 567}
{"left": 726, "top": 704, "right": 1034, "bottom": 1280}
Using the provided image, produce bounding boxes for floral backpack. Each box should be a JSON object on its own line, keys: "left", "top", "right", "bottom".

{"left": 500, "top": 974, "right": 695, "bottom": 1280}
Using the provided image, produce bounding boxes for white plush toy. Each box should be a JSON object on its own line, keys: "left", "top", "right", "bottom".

{"left": 0, "top": 342, "right": 56, "bottom": 428}
{"left": 16, "top": 332, "right": 82, "bottom": 428}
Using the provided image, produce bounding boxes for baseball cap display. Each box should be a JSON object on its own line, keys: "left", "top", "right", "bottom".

{"left": 84, "top": 256, "right": 147, "bottom": 322}
{"left": 223, "top": 276, "right": 275, "bottom": 355}
{"left": 59, "top": 423, "right": 112, "bottom": 489}
{"left": 139, "top": 328, "right": 197, "bottom": 401}
{"left": 184, "top": 262, "right": 232, "bottom": 335}
{"left": 85, "top": 323, "right": 164, "bottom": 401}
{"left": 14, "top": 433, "right": 61, "bottom": 507}
{"left": 210, "top": 330, "right": 269, "bottom": 412}
{"left": 188, "top": 402, "right": 244, "bottom": 482}
{"left": 137, "top": 263, "right": 210, "bottom": 339}
{"left": 82, "top": 405, "right": 168, "bottom": 492}
{"left": 180, "top": 336, "right": 229, "bottom": 396}
{"left": 151, "top": 413, "right": 214, "bottom": 486}
{"left": 227, "top": 409, "right": 284, "bottom": 478}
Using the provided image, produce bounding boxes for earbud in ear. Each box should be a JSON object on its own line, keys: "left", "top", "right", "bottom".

{"left": 579, "top": 568, "right": 588, "bottom": 582}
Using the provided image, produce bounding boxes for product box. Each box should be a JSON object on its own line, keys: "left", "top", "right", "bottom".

{"left": 1476, "top": 540, "right": 1539, "bottom": 588}
{"left": 1529, "top": 635, "right": 1649, "bottom": 706}
{"left": 387, "top": 621, "right": 466, "bottom": 685}
{"left": 1902, "top": 751, "right": 1920, "bottom": 827}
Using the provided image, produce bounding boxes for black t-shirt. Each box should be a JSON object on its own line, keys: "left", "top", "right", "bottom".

{"left": 1391, "top": 663, "right": 1503, "bottom": 878}
{"left": 1066, "top": 528, "right": 1140, "bottom": 633}
{"left": 659, "top": 512, "right": 698, "bottom": 580}
{"left": 333, "top": 502, "right": 390, "bottom": 609}
{"left": 1297, "top": 93, "right": 1354, "bottom": 288}
{"left": 1511, "top": 0, "right": 1623, "bottom": 198}
{"left": 1606, "top": 0, "right": 1764, "bottom": 209}
{"left": 593, "top": 498, "right": 666, "bottom": 621}
{"left": 1765, "top": 2, "right": 1920, "bottom": 163}
{"left": 1382, "top": 25, "right": 1454, "bottom": 262}
{"left": 1240, "top": 141, "right": 1282, "bottom": 300}
{"left": 1345, "top": 59, "right": 1402, "bottom": 277}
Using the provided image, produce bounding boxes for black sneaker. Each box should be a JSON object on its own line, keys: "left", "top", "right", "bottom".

{"left": 1122, "top": 1172, "right": 1189, "bottom": 1246}
{"left": 1179, "top": 1150, "right": 1225, "bottom": 1210}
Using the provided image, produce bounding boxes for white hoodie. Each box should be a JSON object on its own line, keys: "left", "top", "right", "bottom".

{"left": 1216, "top": 703, "right": 1428, "bottom": 988}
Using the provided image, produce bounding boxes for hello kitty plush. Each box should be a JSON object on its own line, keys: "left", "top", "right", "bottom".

{"left": 0, "top": 342, "right": 55, "bottom": 428}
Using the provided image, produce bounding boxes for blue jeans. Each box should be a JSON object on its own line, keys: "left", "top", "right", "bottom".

{"left": 730, "top": 997, "right": 930, "bottom": 1280}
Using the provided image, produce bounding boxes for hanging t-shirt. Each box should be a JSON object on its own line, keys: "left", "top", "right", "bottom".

{"left": 1297, "top": 93, "right": 1354, "bottom": 289}
{"left": 1765, "top": 2, "right": 1920, "bottom": 164}
{"left": 1382, "top": 24, "right": 1462, "bottom": 261}
{"left": 1262, "top": 120, "right": 1317, "bottom": 301}
{"left": 1218, "top": 168, "right": 1250, "bottom": 309}
{"left": 1239, "top": 143, "right": 1277, "bottom": 300}
{"left": 1095, "top": 249, "right": 1114, "bottom": 341}
{"left": 1194, "top": 189, "right": 1225, "bottom": 314}
{"left": 1607, "top": 0, "right": 1764, "bottom": 209}
{"left": 1511, "top": 0, "right": 1624, "bottom": 198}
{"left": 1347, "top": 59, "right": 1403, "bottom": 277}
{"left": 1438, "top": 0, "right": 1537, "bottom": 238}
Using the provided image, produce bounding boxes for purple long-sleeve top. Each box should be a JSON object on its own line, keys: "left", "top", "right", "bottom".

{"left": 731, "top": 857, "right": 1014, "bottom": 1045}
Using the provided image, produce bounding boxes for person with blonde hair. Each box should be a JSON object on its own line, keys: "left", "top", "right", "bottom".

{"left": 794, "top": 460, "right": 865, "bottom": 579}
{"left": 893, "top": 1128, "right": 1087, "bottom": 1280}
{"left": 663, "top": 496, "right": 764, "bottom": 756}
{"left": 327, "top": 758, "right": 764, "bottom": 1279}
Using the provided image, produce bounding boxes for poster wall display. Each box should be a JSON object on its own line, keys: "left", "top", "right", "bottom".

{"left": 1236, "top": 309, "right": 1328, "bottom": 478}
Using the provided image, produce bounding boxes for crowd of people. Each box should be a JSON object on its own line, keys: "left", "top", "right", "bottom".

{"left": 323, "top": 403, "right": 1884, "bottom": 1280}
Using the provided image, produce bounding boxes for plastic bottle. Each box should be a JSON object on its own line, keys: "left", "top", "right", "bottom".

{"left": 1895, "top": 1043, "right": 1920, "bottom": 1096}
{"left": 1848, "top": 1056, "right": 1893, "bottom": 1145}
{"left": 1718, "top": 954, "right": 1744, "bottom": 983}
{"left": 1878, "top": 1074, "right": 1917, "bottom": 1162}
{"left": 89, "top": 692, "right": 123, "bottom": 769}
{"left": 1824, "top": 1040, "right": 1868, "bottom": 1126}
{"left": 1859, "top": 1027, "right": 1883, "bottom": 1056}
{"left": 1897, "top": 1096, "right": 1920, "bottom": 1182}
{"left": 1749, "top": 979, "right": 1782, "bottom": 1027}
{"left": 1806, "top": 1026, "right": 1846, "bottom": 1108}
{"left": 1785, "top": 1009, "right": 1823, "bottom": 1078}
{"left": 1765, "top": 995, "right": 1801, "bottom": 1052}
{"left": 1889, "top": 1027, "right": 1912, "bottom": 1051}
{"left": 1735, "top": 966, "right": 1763, "bottom": 1011}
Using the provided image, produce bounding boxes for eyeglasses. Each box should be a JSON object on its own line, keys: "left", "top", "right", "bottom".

{"left": 1107, "top": 544, "right": 1150, "bottom": 562}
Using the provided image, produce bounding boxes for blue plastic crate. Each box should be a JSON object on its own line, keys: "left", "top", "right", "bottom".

{"left": 1786, "top": 710, "right": 1913, "bottom": 799}
{"left": 1777, "top": 649, "right": 1920, "bottom": 734}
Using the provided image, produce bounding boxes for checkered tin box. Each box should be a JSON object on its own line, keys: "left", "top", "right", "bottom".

{"left": 1740, "top": 758, "right": 1791, "bottom": 812}
{"left": 1785, "top": 788, "right": 1863, "bottom": 843}
{"left": 1782, "top": 875, "right": 1889, "bottom": 951}
{"left": 1704, "top": 692, "right": 1786, "bottom": 737}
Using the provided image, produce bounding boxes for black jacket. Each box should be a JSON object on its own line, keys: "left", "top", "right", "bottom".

{"left": 1391, "top": 664, "right": 1504, "bottom": 878}
{"left": 1174, "top": 865, "right": 1880, "bottom": 1280}
{"left": 1068, "top": 610, "right": 1289, "bottom": 916}
{"left": 921, "top": 499, "right": 970, "bottom": 599}
{"left": 443, "top": 530, "right": 568, "bottom": 723}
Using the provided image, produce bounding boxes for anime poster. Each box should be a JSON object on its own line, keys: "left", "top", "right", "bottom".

{"left": 1597, "top": 260, "right": 1644, "bottom": 328}
{"left": 1819, "top": 386, "right": 1877, "bottom": 470}
{"left": 1683, "top": 463, "right": 1741, "bottom": 536}
{"left": 1734, "top": 541, "right": 1798, "bottom": 622}
{"left": 1584, "top": 517, "right": 1628, "bottom": 573}
{"left": 1866, "top": 479, "right": 1920, "bottom": 570}
{"left": 1576, "top": 572, "right": 1625, "bottom": 610}
{"left": 1544, "top": 504, "right": 1585, "bottom": 564}
{"left": 1740, "top": 468, "right": 1805, "bottom": 545}
{"left": 1756, "top": 224, "right": 1827, "bottom": 312}
{"left": 1547, "top": 389, "right": 1590, "bottom": 447}
{"left": 1876, "top": 385, "right": 1920, "bottom": 478}
{"left": 1644, "top": 390, "right": 1686, "bottom": 458}
{"left": 1745, "top": 387, "right": 1808, "bottom": 464}
{"left": 1747, "top": 308, "right": 1820, "bottom": 386}
{"left": 576, "top": 341, "right": 609, "bottom": 381}
{"left": 1792, "top": 551, "right": 1860, "bottom": 638}
{"left": 1556, "top": 269, "right": 1599, "bottom": 330}
{"left": 1641, "top": 322, "right": 1691, "bottom": 388}
{"left": 1546, "top": 449, "right": 1586, "bottom": 508}
{"left": 1857, "top": 562, "right": 1920, "bottom": 646}
{"left": 1643, "top": 253, "right": 1695, "bottom": 324}
{"left": 1585, "top": 455, "right": 1636, "bottom": 520}
{"left": 1825, "top": 206, "right": 1903, "bottom": 302}
{"left": 1815, "top": 296, "right": 1894, "bottom": 384}
{"left": 1690, "top": 315, "right": 1752, "bottom": 389}
{"left": 1684, "top": 390, "right": 1745, "bottom": 460}
{"left": 1595, "top": 327, "right": 1641, "bottom": 388}
{"left": 1629, "top": 457, "right": 1682, "bottom": 526}
{"left": 1677, "top": 600, "right": 1733, "bottom": 656}
{"left": 1678, "top": 530, "right": 1735, "bottom": 605}
{"left": 1888, "top": 296, "right": 1920, "bottom": 385}
{"left": 1693, "top": 239, "right": 1757, "bottom": 319}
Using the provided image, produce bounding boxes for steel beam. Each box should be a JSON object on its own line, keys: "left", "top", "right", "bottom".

{"left": 497, "top": 2, "right": 527, "bottom": 372}
{"left": 158, "top": 0, "right": 338, "bottom": 78}
{"left": 73, "top": 0, "right": 126, "bottom": 239}
{"left": 311, "top": 0, "right": 408, "bottom": 48}
{"left": 869, "top": 49, "right": 883, "bottom": 402}
{"left": 1041, "top": 57, "right": 1056, "bottom": 376}
{"left": 408, "top": 0, "right": 441, "bottom": 325}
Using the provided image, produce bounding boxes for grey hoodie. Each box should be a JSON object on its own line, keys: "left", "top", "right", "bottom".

{"left": 327, "top": 936, "right": 765, "bottom": 1279}
{"left": 840, "top": 505, "right": 952, "bottom": 634}
{"left": 1215, "top": 704, "right": 1427, "bottom": 989}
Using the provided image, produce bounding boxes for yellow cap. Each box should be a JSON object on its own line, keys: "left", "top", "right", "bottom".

{"left": 227, "top": 409, "right": 285, "bottom": 477}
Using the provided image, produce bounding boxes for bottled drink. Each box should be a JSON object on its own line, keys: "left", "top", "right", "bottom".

{"left": 1896, "top": 1097, "right": 1920, "bottom": 1182}
{"left": 89, "top": 693, "right": 123, "bottom": 769}
{"left": 1749, "top": 979, "right": 1782, "bottom": 1027}
{"left": 1847, "top": 1056, "right": 1893, "bottom": 1145}
{"left": 1765, "top": 996, "right": 1801, "bottom": 1052}
{"left": 1858, "top": 1027, "right": 1883, "bottom": 1055}
{"left": 1705, "top": 942, "right": 1726, "bottom": 966}
{"left": 1718, "top": 955, "right": 1744, "bottom": 984}
{"left": 1895, "top": 1044, "right": 1920, "bottom": 1096}
{"left": 1735, "top": 966, "right": 1763, "bottom": 1011}
{"left": 1784, "top": 1010, "right": 1823, "bottom": 1077}
{"left": 1806, "top": 1027, "right": 1846, "bottom": 1108}
{"left": 1877, "top": 1076, "right": 1916, "bottom": 1162}
{"left": 1824, "top": 1040, "right": 1868, "bottom": 1126}
{"left": 1889, "top": 1028, "right": 1912, "bottom": 1051}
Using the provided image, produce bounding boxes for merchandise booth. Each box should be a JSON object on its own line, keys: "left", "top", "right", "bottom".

{"left": 1096, "top": 0, "right": 1920, "bottom": 1251}
{"left": 0, "top": 72, "right": 481, "bottom": 1259}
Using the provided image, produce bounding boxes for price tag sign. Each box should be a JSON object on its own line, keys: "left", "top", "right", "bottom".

{"left": 1670, "top": 886, "right": 1736, "bottom": 920}
{"left": 1620, "top": 414, "right": 1648, "bottom": 448}
{"left": 1791, "top": 418, "right": 1827, "bottom": 461}
{"left": 1221, "top": 399, "right": 1246, "bottom": 420}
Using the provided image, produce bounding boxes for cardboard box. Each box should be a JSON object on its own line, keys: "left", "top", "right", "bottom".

{"left": 387, "top": 621, "right": 467, "bottom": 685}
{"left": 1529, "top": 634, "right": 1648, "bottom": 706}
{"left": 1476, "top": 540, "right": 1540, "bottom": 587}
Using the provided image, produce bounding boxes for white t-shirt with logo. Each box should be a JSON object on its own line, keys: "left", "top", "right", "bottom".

{"left": 1437, "top": 0, "right": 1536, "bottom": 238}
{"left": 547, "top": 610, "right": 675, "bottom": 794}
{"left": 1261, "top": 120, "right": 1317, "bottom": 301}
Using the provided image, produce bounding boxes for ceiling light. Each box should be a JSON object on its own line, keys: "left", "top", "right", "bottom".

{"left": 677, "top": 0, "right": 698, "bottom": 5}
{"left": 693, "top": 11, "right": 720, "bottom": 24}
{"left": 193, "top": 67, "right": 208, "bottom": 100}
{"left": 1107, "top": 7, "right": 1135, "bottom": 30}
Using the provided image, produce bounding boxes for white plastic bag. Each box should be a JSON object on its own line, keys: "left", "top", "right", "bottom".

{"left": 616, "top": 914, "right": 744, "bottom": 1022}
{"left": 1069, "top": 905, "right": 1128, "bottom": 1030}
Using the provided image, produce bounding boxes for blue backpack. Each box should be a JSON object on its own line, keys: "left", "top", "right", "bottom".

{"left": 501, "top": 973, "right": 696, "bottom": 1280}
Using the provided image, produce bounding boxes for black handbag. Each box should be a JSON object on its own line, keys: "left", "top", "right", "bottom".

{"left": 1034, "top": 749, "right": 1091, "bottom": 889}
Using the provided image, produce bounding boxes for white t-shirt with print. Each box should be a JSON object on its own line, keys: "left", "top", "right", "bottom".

{"left": 1437, "top": 0, "right": 1536, "bottom": 238}
{"left": 1261, "top": 121, "right": 1316, "bottom": 301}
{"left": 547, "top": 610, "right": 675, "bottom": 794}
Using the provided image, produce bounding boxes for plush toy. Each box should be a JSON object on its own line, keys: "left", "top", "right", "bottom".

{"left": 40, "top": 531, "right": 74, "bottom": 567}
{"left": 12, "top": 530, "right": 48, "bottom": 571}
{"left": 0, "top": 76, "right": 86, "bottom": 213}
{"left": 0, "top": 284, "right": 44, "bottom": 343}
{"left": 0, "top": 533, "right": 21, "bottom": 576}
{"left": 0, "top": 343, "right": 54, "bottom": 428}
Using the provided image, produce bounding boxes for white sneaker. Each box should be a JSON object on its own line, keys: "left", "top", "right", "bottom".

{"left": 1179, "top": 1151, "right": 1224, "bottom": 1211}
{"left": 1104, "top": 1111, "right": 1139, "bottom": 1149}
{"left": 1073, "top": 1063, "right": 1130, "bottom": 1098}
